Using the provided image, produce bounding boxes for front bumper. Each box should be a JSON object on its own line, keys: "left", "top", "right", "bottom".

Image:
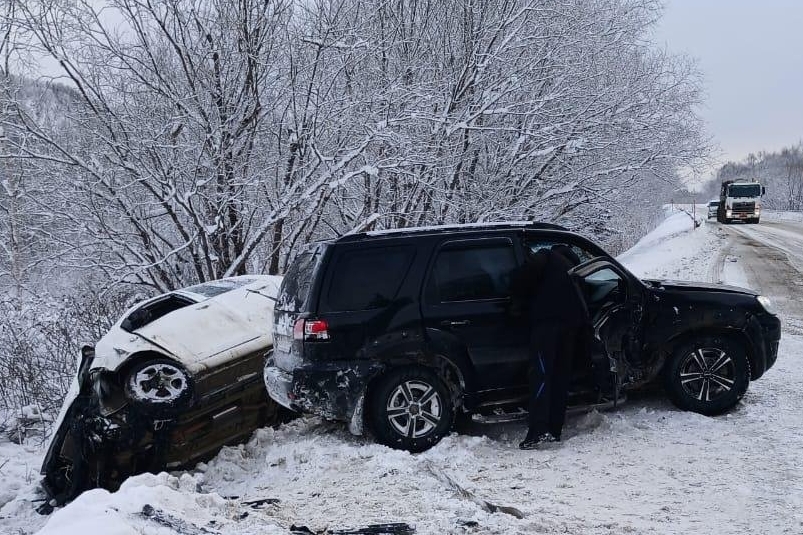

{"left": 264, "top": 361, "right": 382, "bottom": 422}
{"left": 747, "top": 313, "right": 781, "bottom": 379}
{"left": 760, "top": 314, "right": 781, "bottom": 372}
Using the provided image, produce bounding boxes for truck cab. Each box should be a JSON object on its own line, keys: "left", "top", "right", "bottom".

{"left": 717, "top": 180, "right": 765, "bottom": 224}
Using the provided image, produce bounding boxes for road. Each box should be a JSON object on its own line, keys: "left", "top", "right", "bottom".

{"left": 700, "top": 217, "right": 803, "bottom": 533}
{"left": 717, "top": 218, "right": 803, "bottom": 321}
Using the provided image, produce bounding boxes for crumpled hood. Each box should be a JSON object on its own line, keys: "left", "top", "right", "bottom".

{"left": 644, "top": 279, "right": 758, "bottom": 296}
{"left": 135, "top": 299, "right": 258, "bottom": 357}
{"left": 91, "top": 275, "right": 282, "bottom": 374}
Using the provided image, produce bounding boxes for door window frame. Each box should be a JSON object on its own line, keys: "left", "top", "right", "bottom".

{"left": 422, "top": 236, "right": 522, "bottom": 305}
{"left": 569, "top": 258, "right": 643, "bottom": 304}
{"left": 319, "top": 243, "right": 417, "bottom": 313}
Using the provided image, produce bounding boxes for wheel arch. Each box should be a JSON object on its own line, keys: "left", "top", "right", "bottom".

{"left": 655, "top": 327, "right": 758, "bottom": 381}
{"left": 365, "top": 353, "right": 468, "bottom": 409}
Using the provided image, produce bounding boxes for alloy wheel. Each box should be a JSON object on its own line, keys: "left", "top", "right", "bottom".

{"left": 129, "top": 362, "right": 189, "bottom": 403}
{"left": 385, "top": 380, "right": 443, "bottom": 438}
{"left": 679, "top": 347, "right": 736, "bottom": 402}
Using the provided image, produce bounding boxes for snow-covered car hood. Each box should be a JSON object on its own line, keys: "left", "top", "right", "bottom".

{"left": 91, "top": 275, "right": 283, "bottom": 375}
{"left": 644, "top": 279, "right": 758, "bottom": 296}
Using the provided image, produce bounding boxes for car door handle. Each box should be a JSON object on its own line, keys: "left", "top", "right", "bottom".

{"left": 441, "top": 320, "right": 471, "bottom": 327}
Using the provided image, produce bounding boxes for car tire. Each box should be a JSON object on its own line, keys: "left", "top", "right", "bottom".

{"left": 124, "top": 357, "right": 193, "bottom": 415}
{"left": 368, "top": 367, "right": 454, "bottom": 453}
{"left": 664, "top": 335, "right": 750, "bottom": 416}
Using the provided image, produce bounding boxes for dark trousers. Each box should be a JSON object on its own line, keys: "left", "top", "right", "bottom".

{"left": 527, "top": 322, "right": 577, "bottom": 438}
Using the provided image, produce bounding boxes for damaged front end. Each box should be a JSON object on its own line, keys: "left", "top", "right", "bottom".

{"left": 40, "top": 345, "right": 277, "bottom": 510}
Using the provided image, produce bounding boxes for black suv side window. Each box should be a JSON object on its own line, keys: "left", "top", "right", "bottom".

{"left": 323, "top": 246, "right": 415, "bottom": 312}
{"left": 428, "top": 241, "right": 517, "bottom": 302}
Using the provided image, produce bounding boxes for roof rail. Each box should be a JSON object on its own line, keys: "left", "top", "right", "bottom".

{"left": 339, "top": 220, "right": 568, "bottom": 241}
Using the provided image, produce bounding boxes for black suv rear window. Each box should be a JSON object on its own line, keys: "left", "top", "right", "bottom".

{"left": 278, "top": 246, "right": 325, "bottom": 311}
{"left": 324, "top": 246, "right": 414, "bottom": 311}
{"left": 429, "top": 242, "right": 517, "bottom": 302}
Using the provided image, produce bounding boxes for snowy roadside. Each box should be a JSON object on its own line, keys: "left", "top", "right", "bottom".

{"left": 762, "top": 210, "right": 803, "bottom": 224}
{"left": 2, "top": 210, "right": 801, "bottom": 535}
{"left": 617, "top": 205, "right": 723, "bottom": 282}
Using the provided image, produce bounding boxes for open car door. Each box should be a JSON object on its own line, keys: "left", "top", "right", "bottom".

{"left": 569, "top": 258, "right": 646, "bottom": 396}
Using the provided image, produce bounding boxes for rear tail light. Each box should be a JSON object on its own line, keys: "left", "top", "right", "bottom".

{"left": 292, "top": 318, "right": 330, "bottom": 341}
{"left": 305, "top": 319, "right": 330, "bottom": 340}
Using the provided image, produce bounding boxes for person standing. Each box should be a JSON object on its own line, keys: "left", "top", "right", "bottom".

{"left": 517, "top": 245, "right": 590, "bottom": 449}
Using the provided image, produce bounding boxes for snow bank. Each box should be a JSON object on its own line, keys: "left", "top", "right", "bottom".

{"left": 34, "top": 472, "right": 290, "bottom": 535}
{"left": 762, "top": 210, "right": 803, "bottom": 224}
{"left": 618, "top": 205, "right": 724, "bottom": 282}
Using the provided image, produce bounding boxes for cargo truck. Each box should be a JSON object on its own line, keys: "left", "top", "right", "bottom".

{"left": 717, "top": 180, "right": 765, "bottom": 224}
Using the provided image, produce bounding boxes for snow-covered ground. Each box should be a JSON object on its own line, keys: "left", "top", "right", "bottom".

{"left": 2, "top": 207, "right": 802, "bottom": 535}
{"left": 618, "top": 205, "right": 723, "bottom": 282}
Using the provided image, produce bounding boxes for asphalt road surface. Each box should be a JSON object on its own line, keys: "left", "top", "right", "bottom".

{"left": 717, "top": 218, "right": 803, "bottom": 321}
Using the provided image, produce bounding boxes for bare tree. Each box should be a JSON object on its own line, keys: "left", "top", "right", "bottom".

{"left": 304, "top": 0, "right": 707, "bottom": 244}
{"left": 4, "top": 0, "right": 387, "bottom": 290}
{"left": 2, "top": 0, "right": 709, "bottom": 290}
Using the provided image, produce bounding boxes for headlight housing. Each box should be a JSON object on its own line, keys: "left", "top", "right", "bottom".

{"left": 757, "top": 295, "right": 776, "bottom": 315}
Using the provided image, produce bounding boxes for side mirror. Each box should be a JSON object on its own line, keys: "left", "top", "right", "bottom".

{"left": 762, "top": 186, "right": 766, "bottom": 196}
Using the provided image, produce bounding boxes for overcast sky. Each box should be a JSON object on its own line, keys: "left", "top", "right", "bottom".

{"left": 653, "top": 0, "right": 803, "bottom": 177}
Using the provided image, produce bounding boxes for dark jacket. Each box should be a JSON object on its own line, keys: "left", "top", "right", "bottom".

{"left": 513, "top": 248, "right": 590, "bottom": 327}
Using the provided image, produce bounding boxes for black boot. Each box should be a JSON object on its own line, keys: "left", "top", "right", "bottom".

{"left": 519, "top": 431, "right": 559, "bottom": 450}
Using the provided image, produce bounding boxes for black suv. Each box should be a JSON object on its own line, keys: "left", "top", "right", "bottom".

{"left": 264, "top": 222, "right": 780, "bottom": 452}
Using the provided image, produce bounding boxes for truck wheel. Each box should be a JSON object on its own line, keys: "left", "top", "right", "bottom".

{"left": 124, "top": 357, "right": 193, "bottom": 416}
{"left": 368, "top": 367, "right": 454, "bottom": 453}
{"left": 663, "top": 335, "right": 750, "bottom": 416}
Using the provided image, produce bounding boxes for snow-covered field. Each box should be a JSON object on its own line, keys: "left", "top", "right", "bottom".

{"left": 2, "top": 208, "right": 802, "bottom": 535}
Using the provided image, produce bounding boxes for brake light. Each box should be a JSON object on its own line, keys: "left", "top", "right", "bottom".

{"left": 292, "top": 318, "right": 330, "bottom": 341}
{"left": 305, "top": 319, "right": 330, "bottom": 340}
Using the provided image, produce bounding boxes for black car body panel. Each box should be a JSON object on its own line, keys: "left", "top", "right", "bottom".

{"left": 265, "top": 222, "right": 781, "bottom": 437}
{"left": 639, "top": 281, "right": 779, "bottom": 380}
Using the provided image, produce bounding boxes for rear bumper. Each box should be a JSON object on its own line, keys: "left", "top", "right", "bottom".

{"left": 264, "top": 361, "right": 382, "bottom": 422}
